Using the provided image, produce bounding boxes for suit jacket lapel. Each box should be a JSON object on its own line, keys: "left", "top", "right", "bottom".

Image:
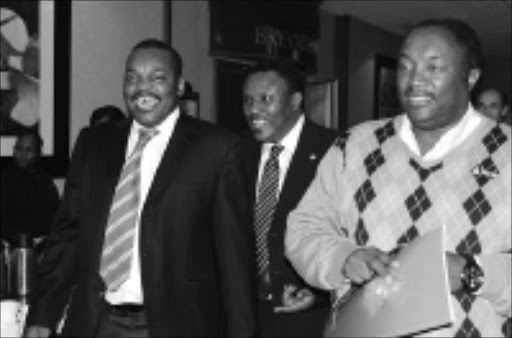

{"left": 107, "top": 121, "right": 131, "bottom": 185}
{"left": 242, "top": 139, "right": 261, "bottom": 215}
{"left": 97, "top": 120, "right": 131, "bottom": 225}
{"left": 90, "top": 120, "right": 131, "bottom": 281}
{"left": 144, "top": 114, "right": 193, "bottom": 208}
{"left": 274, "top": 120, "right": 322, "bottom": 229}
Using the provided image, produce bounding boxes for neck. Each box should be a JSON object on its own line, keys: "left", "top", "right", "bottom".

{"left": 412, "top": 127, "right": 447, "bottom": 155}
{"left": 411, "top": 104, "right": 470, "bottom": 155}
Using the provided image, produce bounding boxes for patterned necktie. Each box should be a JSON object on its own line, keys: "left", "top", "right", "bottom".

{"left": 254, "top": 144, "right": 284, "bottom": 296}
{"left": 100, "top": 127, "right": 158, "bottom": 291}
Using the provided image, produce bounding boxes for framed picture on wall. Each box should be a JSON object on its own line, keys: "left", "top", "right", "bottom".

{"left": 0, "top": 0, "right": 70, "bottom": 177}
{"left": 374, "top": 54, "right": 401, "bottom": 119}
{"left": 305, "top": 79, "right": 338, "bottom": 129}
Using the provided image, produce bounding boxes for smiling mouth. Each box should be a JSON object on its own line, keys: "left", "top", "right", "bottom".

{"left": 250, "top": 118, "right": 267, "bottom": 129}
{"left": 133, "top": 95, "right": 160, "bottom": 111}
{"left": 406, "top": 96, "right": 433, "bottom": 106}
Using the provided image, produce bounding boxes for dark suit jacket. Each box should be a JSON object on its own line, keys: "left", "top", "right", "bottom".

{"left": 26, "top": 114, "right": 257, "bottom": 337}
{"left": 238, "top": 118, "right": 337, "bottom": 335}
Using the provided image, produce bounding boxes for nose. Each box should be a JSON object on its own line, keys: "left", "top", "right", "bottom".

{"left": 131, "top": 76, "right": 156, "bottom": 92}
{"left": 137, "top": 78, "right": 152, "bottom": 91}
{"left": 244, "top": 99, "right": 262, "bottom": 115}
{"left": 409, "top": 65, "right": 429, "bottom": 88}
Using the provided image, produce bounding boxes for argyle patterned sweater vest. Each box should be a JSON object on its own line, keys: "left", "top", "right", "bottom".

{"left": 333, "top": 117, "right": 511, "bottom": 337}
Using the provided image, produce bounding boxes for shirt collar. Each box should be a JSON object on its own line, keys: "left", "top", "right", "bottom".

{"left": 399, "top": 104, "right": 482, "bottom": 161}
{"left": 262, "top": 114, "right": 305, "bottom": 155}
{"left": 131, "top": 106, "right": 181, "bottom": 141}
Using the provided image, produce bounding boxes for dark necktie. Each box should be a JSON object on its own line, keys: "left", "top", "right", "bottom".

{"left": 254, "top": 144, "right": 284, "bottom": 299}
{"left": 100, "top": 127, "right": 158, "bottom": 291}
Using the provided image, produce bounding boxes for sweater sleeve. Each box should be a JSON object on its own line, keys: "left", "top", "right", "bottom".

{"left": 477, "top": 252, "right": 511, "bottom": 317}
{"left": 285, "top": 143, "right": 358, "bottom": 296}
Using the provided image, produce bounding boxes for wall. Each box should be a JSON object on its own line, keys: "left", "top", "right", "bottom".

{"left": 54, "top": 0, "right": 166, "bottom": 192}
{"left": 309, "top": 9, "right": 336, "bottom": 82}
{"left": 171, "top": 1, "right": 213, "bottom": 121}
{"left": 480, "top": 57, "right": 512, "bottom": 97}
{"left": 71, "top": 0, "right": 167, "bottom": 146}
{"left": 346, "top": 17, "right": 402, "bottom": 128}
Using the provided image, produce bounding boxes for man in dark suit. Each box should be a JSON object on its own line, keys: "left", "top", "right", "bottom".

{"left": 24, "top": 39, "right": 256, "bottom": 337}
{"left": 238, "top": 60, "right": 337, "bottom": 337}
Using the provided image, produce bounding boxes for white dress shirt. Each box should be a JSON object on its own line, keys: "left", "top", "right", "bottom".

{"left": 105, "top": 108, "right": 180, "bottom": 305}
{"left": 256, "top": 115, "right": 305, "bottom": 199}
{"left": 399, "top": 104, "right": 482, "bottom": 162}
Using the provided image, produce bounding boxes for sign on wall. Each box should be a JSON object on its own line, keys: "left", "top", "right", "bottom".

{"left": 210, "top": 1, "right": 320, "bottom": 73}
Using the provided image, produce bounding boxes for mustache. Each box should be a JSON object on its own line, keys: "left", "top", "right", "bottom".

{"left": 129, "top": 91, "right": 160, "bottom": 102}
{"left": 403, "top": 87, "right": 435, "bottom": 98}
{"left": 247, "top": 113, "right": 267, "bottom": 120}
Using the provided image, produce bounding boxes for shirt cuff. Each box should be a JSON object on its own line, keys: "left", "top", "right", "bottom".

{"left": 323, "top": 240, "right": 359, "bottom": 293}
{"left": 476, "top": 254, "right": 511, "bottom": 314}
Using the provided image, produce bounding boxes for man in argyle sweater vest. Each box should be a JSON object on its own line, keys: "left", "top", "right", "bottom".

{"left": 286, "top": 19, "right": 511, "bottom": 337}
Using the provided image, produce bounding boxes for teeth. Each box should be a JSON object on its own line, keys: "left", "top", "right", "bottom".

{"left": 136, "top": 96, "right": 159, "bottom": 111}
{"left": 252, "top": 119, "right": 266, "bottom": 128}
{"left": 408, "top": 97, "right": 431, "bottom": 105}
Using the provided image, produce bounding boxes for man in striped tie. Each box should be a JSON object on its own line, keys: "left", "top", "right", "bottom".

{"left": 237, "top": 60, "right": 337, "bottom": 337}
{"left": 24, "top": 39, "right": 256, "bottom": 337}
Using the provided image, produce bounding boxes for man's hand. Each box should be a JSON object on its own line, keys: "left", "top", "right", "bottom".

{"left": 446, "top": 251, "right": 466, "bottom": 293}
{"left": 342, "top": 247, "right": 393, "bottom": 285}
{"left": 274, "top": 284, "right": 315, "bottom": 313}
{"left": 23, "top": 326, "right": 51, "bottom": 338}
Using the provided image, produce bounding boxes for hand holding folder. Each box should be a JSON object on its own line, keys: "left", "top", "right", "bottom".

{"left": 324, "top": 227, "right": 453, "bottom": 338}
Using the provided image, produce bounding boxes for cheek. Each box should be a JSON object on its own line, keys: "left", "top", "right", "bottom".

{"left": 396, "top": 75, "right": 408, "bottom": 94}
{"left": 123, "top": 84, "right": 136, "bottom": 98}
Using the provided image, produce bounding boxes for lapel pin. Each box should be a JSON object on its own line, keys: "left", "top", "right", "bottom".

{"left": 472, "top": 165, "right": 498, "bottom": 180}
{"left": 309, "top": 154, "right": 317, "bottom": 161}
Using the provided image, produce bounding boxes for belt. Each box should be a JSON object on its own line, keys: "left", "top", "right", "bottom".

{"left": 105, "top": 302, "right": 145, "bottom": 316}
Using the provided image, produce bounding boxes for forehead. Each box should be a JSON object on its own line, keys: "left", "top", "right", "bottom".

{"left": 244, "top": 71, "right": 287, "bottom": 92}
{"left": 126, "top": 48, "right": 174, "bottom": 70}
{"left": 401, "top": 26, "right": 463, "bottom": 60}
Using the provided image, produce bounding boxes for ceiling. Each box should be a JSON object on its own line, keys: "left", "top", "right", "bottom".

{"left": 321, "top": 0, "right": 512, "bottom": 61}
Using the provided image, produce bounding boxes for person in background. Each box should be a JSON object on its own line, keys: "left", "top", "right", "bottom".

{"left": 24, "top": 39, "right": 256, "bottom": 337}
{"left": 89, "top": 104, "right": 126, "bottom": 126}
{"left": 475, "top": 87, "right": 511, "bottom": 125}
{"left": 237, "top": 60, "right": 337, "bottom": 337}
{"left": 0, "top": 131, "right": 60, "bottom": 250}
{"left": 286, "top": 18, "right": 511, "bottom": 337}
{"left": 179, "top": 81, "right": 199, "bottom": 118}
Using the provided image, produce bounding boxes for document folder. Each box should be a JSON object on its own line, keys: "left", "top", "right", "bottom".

{"left": 324, "top": 227, "right": 453, "bottom": 337}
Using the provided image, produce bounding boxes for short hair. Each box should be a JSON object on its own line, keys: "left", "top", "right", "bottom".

{"left": 406, "top": 18, "right": 485, "bottom": 72}
{"left": 89, "top": 105, "right": 126, "bottom": 126}
{"left": 245, "top": 60, "right": 306, "bottom": 95}
{"left": 130, "top": 38, "right": 183, "bottom": 77}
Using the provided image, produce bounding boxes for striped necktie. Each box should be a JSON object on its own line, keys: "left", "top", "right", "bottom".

{"left": 100, "top": 127, "right": 158, "bottom": 291}
{"left": 254, "top": 144, "right": 283, "bottom": 298}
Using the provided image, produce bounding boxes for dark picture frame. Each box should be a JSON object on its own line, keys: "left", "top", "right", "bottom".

{"left": 305, "top": 79, "right": 339, "bottom": 129}
{"left": 0, "top": 1, "right": 70, "bottom": 177}
{"left": 374, "top": 54, "right": 401, "bottom": 119}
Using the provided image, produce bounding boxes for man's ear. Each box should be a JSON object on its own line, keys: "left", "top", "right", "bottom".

{"left": 177, "top": 77, "right": 185, "bottom": 97}
{"left": 467, "top": 68, "right": 481, "bottom": 90}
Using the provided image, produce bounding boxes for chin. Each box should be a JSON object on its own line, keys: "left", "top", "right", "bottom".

{"left": 407, "top": 105, "right": 433, "bottom": 120}
{"left": 133, "top": 114, "right": 156, "bottom": 127}
{"left": 253, "top": 132, "right": 267, "bottom": 142}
